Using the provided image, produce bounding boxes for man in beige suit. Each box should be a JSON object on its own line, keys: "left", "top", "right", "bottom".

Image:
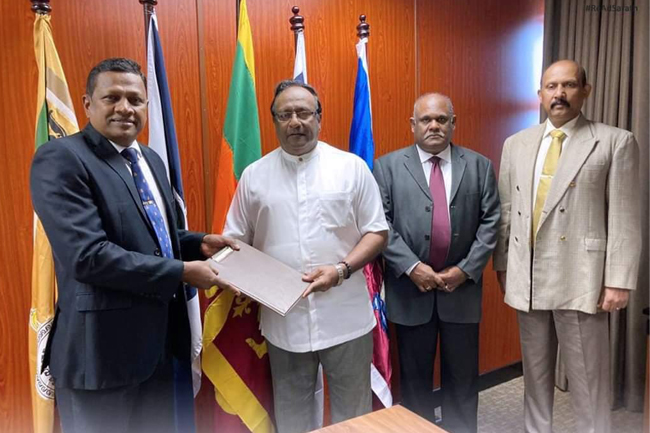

{"left": 494, "top": 60, "right": 641, "bottom": 433}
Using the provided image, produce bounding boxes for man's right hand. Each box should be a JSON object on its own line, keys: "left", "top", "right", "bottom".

{"left": 409, "top": 262, "right": 446, "bottom": 293}
{"left": 496, "top": 271, "right": 507, "bottom": 295}
{"left": 182, "top": 260, "right": 240, "bottom": 296}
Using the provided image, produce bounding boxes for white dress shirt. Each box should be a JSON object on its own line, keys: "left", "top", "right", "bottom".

{"left": 110, "top": 140, "right": 171, "bottom": 235}
{"left": 532, "top": 115, "right": 580, "bottom": 208}
{"left": 406, "top": 144, "right": 453, "bottom": 275}
{"left": 224, "top": 142, "right": 388, "bottom": 353}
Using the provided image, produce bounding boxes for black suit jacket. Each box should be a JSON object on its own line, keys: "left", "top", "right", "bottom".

{"left": 30, "top": 124, "right": 205, "bottom": 390}
{"left": 373, "top": 144, "right": 500, "bottom": 325}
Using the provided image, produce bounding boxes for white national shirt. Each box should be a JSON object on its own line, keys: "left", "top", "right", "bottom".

{"left": 224, "top": 141, "right": 389, "bottom": 352}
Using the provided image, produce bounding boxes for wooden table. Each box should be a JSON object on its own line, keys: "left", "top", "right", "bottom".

{"left": 310, "top": 405, "right": 447, "bottom": 433}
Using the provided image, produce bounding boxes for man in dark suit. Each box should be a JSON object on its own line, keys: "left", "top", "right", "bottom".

{"left": 30, "top": 58, "right": 238, "bottom": 433}
{"left": 373, "top": 93, "right": 500, "bottom": 432}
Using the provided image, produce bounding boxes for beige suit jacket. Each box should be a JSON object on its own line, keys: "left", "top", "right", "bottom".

{"left": 493, "top": 115, "right": 640, "bottom": 313}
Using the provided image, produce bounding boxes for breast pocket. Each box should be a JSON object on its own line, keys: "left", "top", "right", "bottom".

{"left": 319, "top": 192, "right": 353, "bottom": 229}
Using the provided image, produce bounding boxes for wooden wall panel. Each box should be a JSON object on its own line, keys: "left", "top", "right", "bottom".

{"left": 417, "top": 0, "right": 545, "bottom": 374}
{"left": 0, "top": 0, "right": 544, "bottom": 430}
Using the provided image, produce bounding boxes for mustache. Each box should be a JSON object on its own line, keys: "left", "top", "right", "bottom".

{"left": 551, "top": 99, "right": 570, "bottom": 109}
{"left": 425, "top": 133, "right": 444, "bottom": 140}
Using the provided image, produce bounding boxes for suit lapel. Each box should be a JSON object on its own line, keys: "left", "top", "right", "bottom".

{"left": 449, "top": 144, "right": 466, "bottom": 204}
{"left": 540, "top": 117, "right": 597, "bottom": 224}
{"left": 82, "top": 125, "right": 152, "bottom": 232}
{"left": 519, "top": 124, "right": 546, "bottom": 214}
{"left": 403, "top": 145, "right": 431, "bottom": 200}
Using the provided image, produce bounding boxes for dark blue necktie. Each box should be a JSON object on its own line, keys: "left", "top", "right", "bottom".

{"left": 121, "top": 148, "right": 174, "bottom": 259}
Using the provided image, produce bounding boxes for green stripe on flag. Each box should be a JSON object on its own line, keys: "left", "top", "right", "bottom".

{"left": 223, "top": 43, "right": 261, "bottom": 181}
{"left": 35, "top": 103, "right": 49, "bottom": 148}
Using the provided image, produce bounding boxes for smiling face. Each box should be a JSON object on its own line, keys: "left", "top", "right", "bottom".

{"left": 411, "top": 94, "right": 456, "bottom": 154}
{"left": 82, "top": 71, "right": 147, "bottom": 146}
{"left": 272, "top": 86, "right": 321, "bottom": 156}
{"left": 538, "top": 60, "right": 591, "bottom": 127}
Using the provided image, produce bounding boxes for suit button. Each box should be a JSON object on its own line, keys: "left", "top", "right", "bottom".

{"left": 560, "top": 235, "right": 566, "bottom": 241}
{"left": 515, "top": 236, "right": 519, "bottom": 242}
{"left": 518, "top": 211, "right": 521, "bottom": 216}
{"left": 425, "top": 206, "right": 431, "bottom": 212}
{"left": 425, "top": 235, "right": 430, "bottom": 240}
{"left": 559, "top": 207, "right": 565, "bottom": 213}
{"left": 516, "top": 185, "right": 520, "bottom": 191}
{"left": 450, "top": 205, "right": 456, "bottom": 210}
{"left": 569, "top": 181, "right": 576, "bottom": 187}
{"left": 154, "top": 249, "right": 161, "bottom": 256}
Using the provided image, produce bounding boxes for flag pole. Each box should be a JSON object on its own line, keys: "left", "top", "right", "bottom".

{"left": 139, "top": 0, "right": 157, "bottom": 50}
{"left": 357, "top": 14, "right": 370, "bottom": 39}
{"left": 30, "top": 0, "right": 51, "bottom": 14}
{"left": 289, "top": 6, "right": 304, "bottom": 49}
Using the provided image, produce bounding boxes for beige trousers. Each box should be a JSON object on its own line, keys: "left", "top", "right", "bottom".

{"left": 517, "top": 309, "right": 610, "bottom": 433}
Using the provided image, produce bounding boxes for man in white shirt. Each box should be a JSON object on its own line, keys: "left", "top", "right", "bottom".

{"left": 373, "top": 93, "right": 500, "bottom": 432}
{"left": 224, "top": 80, "right": 388, "bottom": 433}
{"left": 494, "top": 60, "right": 640, "bottom": 433}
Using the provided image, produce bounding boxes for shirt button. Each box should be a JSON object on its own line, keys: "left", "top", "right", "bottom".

{"left": 298, "top": 157, "right": 303, "bottom": 162}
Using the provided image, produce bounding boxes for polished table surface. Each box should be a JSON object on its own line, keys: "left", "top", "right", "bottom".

{"left": 310, "top": 405, "right": 447, "bottom": 433}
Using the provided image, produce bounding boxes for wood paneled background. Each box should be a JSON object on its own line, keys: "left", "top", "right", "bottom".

{"left": 0, "top": 0, "right": 543, "bottom": 431}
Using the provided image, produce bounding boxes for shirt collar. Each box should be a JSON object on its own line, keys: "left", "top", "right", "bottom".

{"left": 416, "top": 143, "right": 452, "bottom": 164}
{"left": 280, "top": 141, "right": 321, "bottom": 163}
{"left": 109, "top": 140, "right": 140, "bottom": 158}
{"left": 544, "top": 114, "right": 581, "bottom": 139}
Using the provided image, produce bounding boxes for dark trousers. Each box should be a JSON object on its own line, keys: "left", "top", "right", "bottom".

{"left": 55, "top": 356, "right": 176, "bottom": 433}
{"left": 395, "top": 305, "right": 479, "bottom": 433}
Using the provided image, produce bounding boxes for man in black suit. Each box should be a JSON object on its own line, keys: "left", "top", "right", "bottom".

{"left": 30, "top": 58, "right": 238, "bottom": 433}
{"left": 373, "top": 93, "right": 500, "bottom": 432}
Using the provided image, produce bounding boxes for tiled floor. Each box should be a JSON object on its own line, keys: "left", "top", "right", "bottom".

{"left": 477, "top": 377, "right": 644, "bottom": 432}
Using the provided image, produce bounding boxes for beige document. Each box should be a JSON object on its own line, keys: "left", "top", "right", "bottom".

{"left": 210, "top": 242, "right": 308, "bottom": 316}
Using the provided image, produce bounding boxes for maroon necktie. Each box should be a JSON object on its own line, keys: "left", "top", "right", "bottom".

{"left": 429, "top": 156, "right": 451, "bottom": 271}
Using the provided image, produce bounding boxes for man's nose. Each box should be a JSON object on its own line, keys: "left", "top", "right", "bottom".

{"left": 115, "top": 98, "right": 133, "bottom": 114}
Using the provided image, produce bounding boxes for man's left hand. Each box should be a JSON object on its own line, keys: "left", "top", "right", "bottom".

{"left": 597, "top": 287, "right": 630, "bottom": 312}
{"left": 301, "top": 265, "right": 339, "bottom": 298}
{"left": 200, "top": 234, "right": 240, "bottom": 257}
{"left": 438, "top": 266, "right": 468, "bottom": 293}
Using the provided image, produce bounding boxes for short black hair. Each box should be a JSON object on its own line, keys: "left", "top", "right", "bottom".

{"left": 270, "top": 80, "right": 322, "bottom": 120}
{"left": 86, "top": 58, "right": 146, "bottom": 96}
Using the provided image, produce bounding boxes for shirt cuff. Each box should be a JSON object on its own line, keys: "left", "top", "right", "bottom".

{"left": 405, "top": 261, "right": 421, "bottom": 276}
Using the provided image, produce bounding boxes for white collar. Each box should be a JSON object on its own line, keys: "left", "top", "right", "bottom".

{"left": 416, "top": 143, "right": 452, "bottom": 164}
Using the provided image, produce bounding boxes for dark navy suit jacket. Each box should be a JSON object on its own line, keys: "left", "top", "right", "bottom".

{"left": 30, "top": 124, "right": 204, "bottom": 390}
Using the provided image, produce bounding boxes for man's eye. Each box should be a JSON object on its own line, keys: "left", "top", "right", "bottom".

{"left": 436, "top": 117, "right": 449, "bottom": 125}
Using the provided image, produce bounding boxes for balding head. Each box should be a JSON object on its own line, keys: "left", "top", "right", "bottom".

{"left": 410, "top": 93, "right": 456, "bottom": 154}
{"left": 538, "top": 60, "right": 592, "bottom": 127}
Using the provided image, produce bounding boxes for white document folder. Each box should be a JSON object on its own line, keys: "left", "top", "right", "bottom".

{"left": 210, "top": 242, "right": 309, "bottom": 316}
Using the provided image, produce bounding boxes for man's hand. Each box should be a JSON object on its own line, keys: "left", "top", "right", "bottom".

{"left": 438, "top": 266, "right": 468, "bottom": 293}
{"left": 182, "top": 260, "right": 240, "bottom": 296}
{"left": 496, "top": 271, "right": 507, "bottom": 295}
{"left": 301, "top": 265, "right": 339, "bottom": 298}
{"left": 409, "top": 262, "right": 446, "bottom": 293}
{"left": 597, "top": 287, "right": 630, "bottom": 312}
{"left": 200, "top": 234, "right": 240, "bottom": 258}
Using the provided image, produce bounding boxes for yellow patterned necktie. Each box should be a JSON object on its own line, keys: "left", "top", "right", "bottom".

{"left": 533, "top": 129, "right": 566, "bottom": 243}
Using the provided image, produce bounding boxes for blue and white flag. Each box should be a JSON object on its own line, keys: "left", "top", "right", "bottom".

{"left": 349, "top": 38, "right": 375, "bottom": 170}
{"left": 293, "top": 30, "right": 308, "bottom": 83}
{"left": 147, "top": 12, "right": 200, "bottom": 433}
{"left": 349, "top": 36, "right": 393, "bottom": 408}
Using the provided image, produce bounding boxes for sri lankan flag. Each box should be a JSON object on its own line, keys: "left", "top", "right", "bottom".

{"left": 30, "top": 12, "right": 79, "bottom": 433}
{"left": 202, "top": 0, "right": 272, "bottom": 432}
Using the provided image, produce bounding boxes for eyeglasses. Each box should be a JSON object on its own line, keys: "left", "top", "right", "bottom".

{"left": 273, "top": 110, "right": 317, "bottom": 122}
